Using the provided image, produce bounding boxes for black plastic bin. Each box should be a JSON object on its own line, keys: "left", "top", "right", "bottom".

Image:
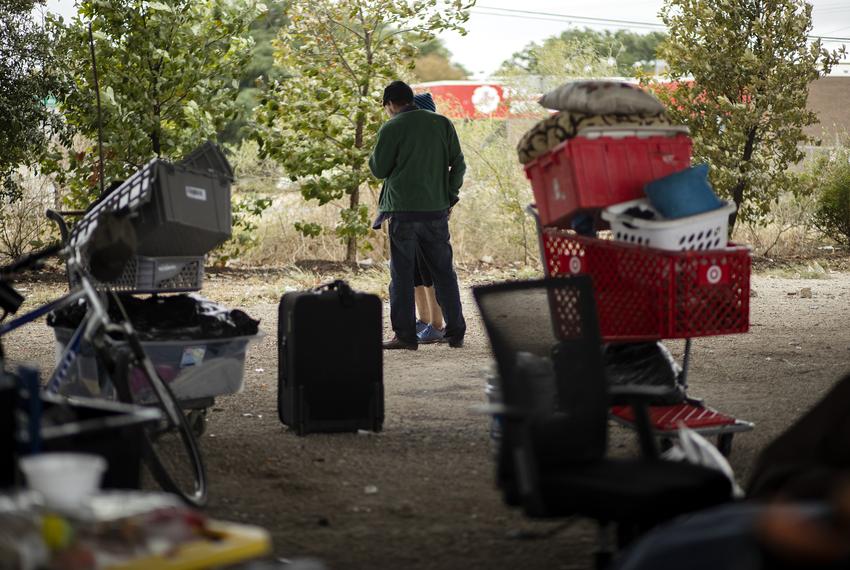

{"left": 70, "top": 157, "right": 232, "bottom": 258}
{"left": 2, "top": 387, "right": 161, "bottom": 490}
{"left": 178, "top": 141, "right": 234, "bottom": 181}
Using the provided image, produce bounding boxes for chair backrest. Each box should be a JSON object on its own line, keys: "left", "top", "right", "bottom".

{"left": 473, "top": 276, "right": 609, "bottom": 463}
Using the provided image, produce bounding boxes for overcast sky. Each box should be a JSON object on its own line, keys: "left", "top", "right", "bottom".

{"left": 442, "top": 1, "right": 850, "bottom": 77}
{"left": 43, "top": 0, "right": 850, "bottom": 78}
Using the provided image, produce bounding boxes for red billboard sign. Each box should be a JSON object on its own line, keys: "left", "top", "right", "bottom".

{"left": 412, "top": 81, "right": 512, "bottom": 119}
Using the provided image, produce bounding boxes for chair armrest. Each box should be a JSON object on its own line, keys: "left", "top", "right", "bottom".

{"left": 608, "top": 386, "right": 668, "bottom": 459}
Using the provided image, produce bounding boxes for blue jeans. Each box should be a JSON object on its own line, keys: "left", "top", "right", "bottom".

{"left": 388, "top": 215, "right": 465, "bottom": 344}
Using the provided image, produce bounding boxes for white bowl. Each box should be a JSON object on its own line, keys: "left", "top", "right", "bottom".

{"left": 20, "top": 453, "right": 107, "bottom": 511}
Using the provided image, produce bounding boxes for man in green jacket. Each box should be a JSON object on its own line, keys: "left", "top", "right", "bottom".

{"left": 369, "top": 80, "right": 466, "bottom": 350}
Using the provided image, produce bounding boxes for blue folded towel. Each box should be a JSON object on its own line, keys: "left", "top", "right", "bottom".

{"left": 644, "top": 163, "right": 723, "bottom": 219}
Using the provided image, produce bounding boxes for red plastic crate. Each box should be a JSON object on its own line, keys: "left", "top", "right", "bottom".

{"left": 543, "top": 230, "right": 750, "bottom": 341}
{"left": 524, "top": 134, "right": 692, "bottom": 228}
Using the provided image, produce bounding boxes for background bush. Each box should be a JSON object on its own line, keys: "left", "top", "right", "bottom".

{"left": 0, "top": 169, "right": 59, "bottom": 262}
{"left": 812, "top": 148, "right": 850, "bottom": 246}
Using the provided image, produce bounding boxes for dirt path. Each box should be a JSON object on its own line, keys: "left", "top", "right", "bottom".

{"left": 4, "top": 270, "right": 850, "bottom": 569}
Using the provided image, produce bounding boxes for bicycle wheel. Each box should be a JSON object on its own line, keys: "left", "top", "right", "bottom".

{"left": 109, "top": 344, "right": 208, "bottom": 507}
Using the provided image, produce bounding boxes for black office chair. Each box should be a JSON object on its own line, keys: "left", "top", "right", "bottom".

{"left": 473, "top": 277, "right": 733, "bottom": 567}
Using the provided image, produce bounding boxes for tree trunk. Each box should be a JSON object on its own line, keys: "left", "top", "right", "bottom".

{"left": 151, "top": 65, "right": 161, "bottom": 156}
{"left": 346, "top": 186, "right": 359, "bottom": 262}
{"left": 728, "top": 126, "right": 759, "bottom": 233}
{"left": 151, "top": 101, "right": 161, "bottom": 156}
{"left": 728, "top": 179, "right": 746, "bottom": 235}
{"left": 346, "top": 30, "right": 372, "bottom": 264}
{"left": 150, "top": 130, "right": 160, "bottom": 156}
{"left": 344, "top": 115, "right": 366, "bottom": 263}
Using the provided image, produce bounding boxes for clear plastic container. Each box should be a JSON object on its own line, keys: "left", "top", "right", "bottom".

{"left": 53, "top": 329, "right": 259, "bottom": 404}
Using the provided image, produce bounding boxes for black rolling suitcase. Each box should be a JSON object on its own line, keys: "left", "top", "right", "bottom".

{"left": 278, "top": 280, "right": 384, "bottom": 435}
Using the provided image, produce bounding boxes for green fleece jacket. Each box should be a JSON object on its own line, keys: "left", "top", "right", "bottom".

{"left": 369, "top": 109, "right": 466, "bottom": 213}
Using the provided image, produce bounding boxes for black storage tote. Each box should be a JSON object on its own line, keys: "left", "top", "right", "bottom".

{"left": 278, "top": 281, "right": 384, "bottom": 435}
{"left": 70, "top": 154, "right": 232, "bottom": 258}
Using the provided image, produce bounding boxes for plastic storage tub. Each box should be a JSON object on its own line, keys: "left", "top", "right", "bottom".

{"left": 602, "top": 198, "right": 736, "bottom": 251}
{"left": 69, "top": 157, "right": 232, "bottom": 258}
{"left": 53, "top": 329, "right": 256, "bottom": 404}
{"left": 524, "top": 133, "right": 692, "bottom": 228}
{"left": 541, "top": 229, "right": 750, "bottom": 341}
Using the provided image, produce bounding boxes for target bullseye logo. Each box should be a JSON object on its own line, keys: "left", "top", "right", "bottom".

{"left": 471, "top": 85, "right": 500, "bottom": 114}
{"left": 569, "top": 256, "right": 582, "bottom": 274}
{"left": 706, "top": 265, "right": 723, "bottom": 284}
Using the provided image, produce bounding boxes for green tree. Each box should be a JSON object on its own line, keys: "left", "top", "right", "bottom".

{"left": 254, "top": 0, "right": 471, "bottom": 262}
{"left": 651, "top": 0, "right": 843, "bottom": 230}
{"left": 811, "top": 146, "right": 850, "bottom": 245}
{"left": 501, "top": 28, "right": 666, "bottom": 77}
{"left": 47, "top": 0, "right": 264, "bottom": 206}
{"left": 0, "top": 0, "right": 62, "bottom": 200}
{"left": 221, "top": 1, "right": 290, "bottom": 143}
{"left": 412, "top": 53, "right": 468, "bottom": 82}
{"left": 410, "top": 36, "right": 469, "bottom": 82}
{"left": 498, "top": 35, "right": 618, "bottom": 111}
{"left": 241, "top": 1, "right": 290, "bottom": 88}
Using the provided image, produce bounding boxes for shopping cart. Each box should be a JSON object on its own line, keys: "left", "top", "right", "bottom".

{"left": 528, "top": 204, "right": 753, "bottom": 455}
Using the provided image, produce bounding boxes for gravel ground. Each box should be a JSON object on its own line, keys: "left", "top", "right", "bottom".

{"left": 4, "top": 268, "right": 850, "bottom": 569}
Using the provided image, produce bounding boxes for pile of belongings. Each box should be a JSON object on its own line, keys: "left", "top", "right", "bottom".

{"left": 513, "top": 344, "right": 685, "bottom": 408}
{"left": 515, "top": 80, "right": 709, "bottom": 404}
{"left": 48, "top": 294, "right": 259, "bottom": 341}
{"left": 518, "top": 79, "right": 731, "bottom": 243}
{"left": 601, "top": 156, "right": 732, "bottom": 252}
{"left": 0, "top": 491, "right": 229, "bottom": 570}
{"left": 516, "top": 80, "right": 687, "bottom": 164}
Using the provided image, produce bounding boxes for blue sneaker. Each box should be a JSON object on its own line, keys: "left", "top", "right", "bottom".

{"left": 417, "top": 323, "right": 445, "bottom": 344}
{"left": 416, "top": 320, "right": 428, "bottom": 335}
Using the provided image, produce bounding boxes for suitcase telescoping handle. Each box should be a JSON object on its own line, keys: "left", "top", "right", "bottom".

{"left": 314, "top": 279, "right": 356, "bottom": 308}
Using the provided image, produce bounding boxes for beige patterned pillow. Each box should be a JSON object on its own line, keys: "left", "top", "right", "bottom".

{"left": 539, "top": 80, "right": 665, "bottom": 115}
{"left": 517, "top": 110, "right": 672, "bottom": 165}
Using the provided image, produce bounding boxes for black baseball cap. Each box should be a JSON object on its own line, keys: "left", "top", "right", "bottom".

{"left": 382, "top": 81, "right": 414, "bottom": 106}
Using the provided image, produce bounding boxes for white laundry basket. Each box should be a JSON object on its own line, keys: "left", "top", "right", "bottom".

{"left": 601, "top": 198, "right": 736, "bottom": 251}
